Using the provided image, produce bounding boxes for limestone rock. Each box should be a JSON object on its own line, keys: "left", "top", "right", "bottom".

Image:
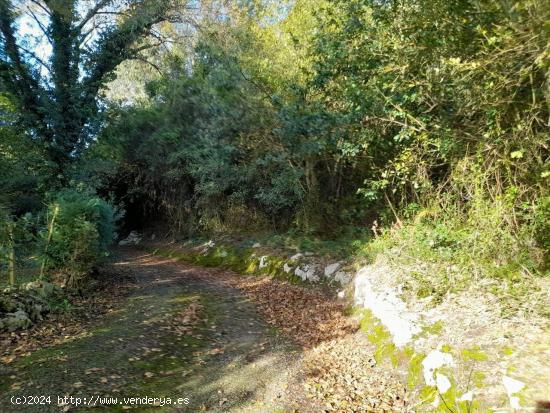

{"left": 354, "top": 265, "right": 420, "bottom": 346}
{"left": 334, "top": 271, "right": 351, "bottom": 285}
{"left": 118, "top": 231, "right": 142, "bottom": 246}
{"left": 259, "top": 256, "right": 269, "bottom": 269}
{"left": 2, "top": 309, "right": 32, "bottom": 331}
{"left": 324, "top": 262, "right": 342, "bottom": 277}
{"left": 294, "top": 264, "right": 319, "bottom": 282}
{"left": 422, "top": 350, "right": 454, "bottom": 386}
{"left": 502, "top": 376, "right": 525, "bottom": 409}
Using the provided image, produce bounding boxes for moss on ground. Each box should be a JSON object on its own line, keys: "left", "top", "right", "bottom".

{"left": 0, "top": 285, "right": 217, "bottom": 412}
{"left": 152, "top": 244, "right": 306, "bottom": 285}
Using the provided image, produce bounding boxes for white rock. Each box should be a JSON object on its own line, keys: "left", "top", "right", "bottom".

{"left": 334, "top": 271, "right": 351, "bottom": 285}
{"left": 3, "top": 310, "right": 32, "bottom": 331}
{"left": 199, "top": 240, "right": 215, "bottom": 254}
{"left": 502, "top": 376, "right": 525, "bottom": 409}
{"left": 509, "top": 396, "right": 521, "bottom": 409}
{"left": 118, "top": 231, "right": 142, "bottom": 246}
{"left": 435, "top": 373, "right": 451, "bottom": 394}
{"left": 337, "top": 290, "right": 346, "bottom": 299}
{"left": 502, "top": 375, "right": 525, "bottom": 394}
{"left": 290, "top": 253, "right": 303, "bottom": 261}
{"left": 24, "top": 281, "right": 55, "bottom": 297}
{"left": 294, "top": 264, "right": 319, "bottom": 282}
{"left": 252, "top": 243, "right": 261, "bottom": 248}
{"left": 354, "top": 266, "right": 420, "bottom": 346}
{"left": 422, "top": 350, "right": 454, "bottom": 386}
{"left": 458, "top": 391, "right": 474, "bottom": 402}
{"left": 324, "top": 262, "right": 342, "bottom": 277}
{"left": 259, "top": 256, "right": 268, "bottom": 269}
{"left": 283, "top": 263, "right": 292, "bottom": 273}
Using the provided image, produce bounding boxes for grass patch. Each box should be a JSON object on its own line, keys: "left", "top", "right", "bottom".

{"left": 356, "top": 200, "right": 549, "bottom": 318}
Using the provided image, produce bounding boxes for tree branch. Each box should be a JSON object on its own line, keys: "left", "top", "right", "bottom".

{"left": 29, "top": 0, "right": 51, "bottom": 17}
{"left": 81, "top": 2, "right": 173, "bottom": 99}
{"left": 0, "top": 0, "right": 47, "bottom": 129}
{"left": 129, "top": 56, "right": 162, "bottom": 75}
{"left": 16, "top": 43, "right": 51, "bottom": 74}
{"left": 25, "top": 7, "right": 54, "bottom": 45}
{"left": 76, "top": 0, "right": 115, "bottom": 32}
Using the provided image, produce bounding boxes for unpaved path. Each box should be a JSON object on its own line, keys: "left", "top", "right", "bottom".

{"left": 0, "top": 248, "right": 305, "bottom": 412}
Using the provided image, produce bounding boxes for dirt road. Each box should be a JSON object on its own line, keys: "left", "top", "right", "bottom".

{"left": 0, "top": 248, "right": 304, "bottom": 412}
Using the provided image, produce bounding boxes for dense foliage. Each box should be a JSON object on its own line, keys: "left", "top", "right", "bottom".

{"left": 86, "top": 0, "right": 549, "bottom": 310}
{"left": 98, "top": 0, "right": 548, "bottom": 237}
{"left": 0, "top": 0, "right": 183, "bottom": 176}
{"left": 0, "top": 0, "right": 548, "bottom": 299}
{"left": 40, "top": 188, "right": 117, "bottom": 286}
{"left": 0, "top": 0, "right": 181, "bottom": 286}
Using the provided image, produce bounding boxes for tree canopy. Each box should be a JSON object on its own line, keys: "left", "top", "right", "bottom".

{"left": 0, "top": 0, "right": 185, "bottom": 174}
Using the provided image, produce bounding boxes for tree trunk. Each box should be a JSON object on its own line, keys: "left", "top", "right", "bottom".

{"left": 7, "top": 223, "right": 15, "bottom": 286}
{"left": 40, "top": 204, "right": 60, "bottom": 280}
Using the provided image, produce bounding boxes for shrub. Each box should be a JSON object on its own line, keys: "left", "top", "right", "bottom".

{"left": 40, "top": 189, "right": 117, "bottom": 286}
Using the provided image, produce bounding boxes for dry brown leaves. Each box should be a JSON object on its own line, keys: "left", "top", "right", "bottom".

{"left": 231, "top": 277, "right": 357, "bottom": 349}
{"left": 0, "top": 265, "right": 136, "bottom": 364}
{"left": 182, "top": 260, "right": 409, "bottom": 412}
{"left": 302, "top": 336, "right": 408, "bottom": 412}
{"left": 159, "top": 301, "right": 205, "bottom": 337}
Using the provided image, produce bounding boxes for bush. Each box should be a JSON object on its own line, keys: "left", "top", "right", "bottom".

{"left": 40, "top": 189, "right": 117, "bottom": 286}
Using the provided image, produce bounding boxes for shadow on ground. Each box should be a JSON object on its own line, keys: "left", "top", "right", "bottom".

{"left": 0, "top": 249, "right": 304, "bottom": 412}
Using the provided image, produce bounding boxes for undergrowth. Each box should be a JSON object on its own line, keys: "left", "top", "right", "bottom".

{"left": 358, "top": 195, "right": 549, "bottom": 319}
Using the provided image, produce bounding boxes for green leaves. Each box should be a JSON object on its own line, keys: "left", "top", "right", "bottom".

{"left": 40, "top": 188, "right": 117, "bottom": 286}
{"left": 0, "top": 0, "right": 182, "bottom": 174}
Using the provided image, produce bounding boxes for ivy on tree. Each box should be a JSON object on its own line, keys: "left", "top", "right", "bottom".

{"left": 0, "top": 0, "right": 182, "bottom": 176}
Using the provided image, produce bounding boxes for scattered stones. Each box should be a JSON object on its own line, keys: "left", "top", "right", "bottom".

{"left": 435, "top": 373, "right": 451, "bottom": 394}
{"left": 422, "top": 350, "right": 454, "bottom": 386}
{"left": 259, "top": 256, "right": 269, "bottom": 269}
{"left": 0, "top": 285, "right": 54, "bottom": 332}
{"left": 294, "top": 264, "right": 319, "bottom": 282}
{"left": 23, "top": 280, "right": 57, "bottom": 298}
{"left": 334, "top": 271, "right": 351, "bottom": 285}
{"left": 118, "top": 231, "right": 142, "bottom": 246}
{"left": 324, "top": 262, "right": 342, "bottom": 277}
{"left": 1, "top": 310, "right": 32, "bottom": 332}
{"left": 502, "top": 376, "right": 525, "bottom": 409}
{"left": 196, "top": 240, "right": 216, "bottom": 255}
